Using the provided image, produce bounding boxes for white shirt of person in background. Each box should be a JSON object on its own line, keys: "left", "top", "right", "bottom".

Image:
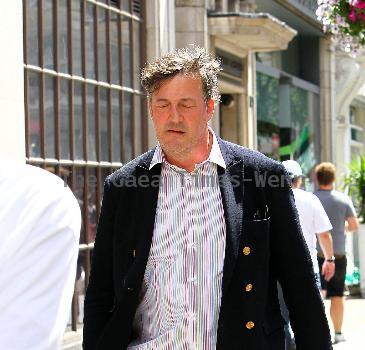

{"left": 293, "top": 187, "right": 333, "bottom": 273}
{"left": 0, "top": 159, "right": 81, "bottom": 350}
{"left": 282, "top": 160, "right": 333, "bottom": 275}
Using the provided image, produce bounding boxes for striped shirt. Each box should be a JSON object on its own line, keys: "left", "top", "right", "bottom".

{"left": 128, "top": 130, "right": 227, "bottom": 350}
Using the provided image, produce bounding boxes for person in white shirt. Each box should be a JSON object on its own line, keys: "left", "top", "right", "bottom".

{"left": 283, "top": 160, "right": 335, "bottom": 283}
{"left": 280, "top": 160, "right": 335, "bottom": 349}
{"left": 0, "top": 159, "right": 81, "bottom": 350}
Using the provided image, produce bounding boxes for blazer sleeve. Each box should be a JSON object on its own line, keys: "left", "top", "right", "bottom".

{"left": 267, "top": 165, "right": 332, "bottom": 350}
{"left": 83, "top": 176, "right": 116, "bottom": 350}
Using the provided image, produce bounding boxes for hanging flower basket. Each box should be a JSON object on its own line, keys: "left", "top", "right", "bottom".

{"left": 316, "top": 0, "right": 365, "bottom": 54}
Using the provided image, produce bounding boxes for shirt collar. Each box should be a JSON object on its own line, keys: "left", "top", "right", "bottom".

{"left": 207, "top": 127, "right": 226, "bottom": 169}
{"left": 149, "top": 127, "right": 226, "bottom": 170}
{"left": 149, "top": 143, "right": 165, "bottom": 170}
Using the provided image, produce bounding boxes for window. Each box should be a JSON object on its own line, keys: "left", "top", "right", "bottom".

{"left": 256, "top": 69, "right": 320, "bottom": 175}
{"left": 23, "top": 0, "right": 146, "bottom": 332}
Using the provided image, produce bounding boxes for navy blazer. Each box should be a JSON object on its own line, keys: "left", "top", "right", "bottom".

{"left": 83, "top": 138, "right": 332, "bottom": 350}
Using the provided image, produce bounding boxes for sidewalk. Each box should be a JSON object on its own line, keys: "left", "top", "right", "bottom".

{"left": 62, "top": 327, "right": 82, "bottom": 350}
{"left": 324, "top": 296, "right": 365, "bottom": 349}
{"left": 333, "top": 329, "right": 364, "bottom": 350}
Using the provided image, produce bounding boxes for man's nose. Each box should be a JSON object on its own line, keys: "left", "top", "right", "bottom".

{"left": 169, "top": 104, "right": 182, "bottom": 122}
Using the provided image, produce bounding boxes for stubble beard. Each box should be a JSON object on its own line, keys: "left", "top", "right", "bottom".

{"left": 159, "top": 136, "right": 195, "bottom": 161}
{"left": 157, "top": 127, "right": 207, "bottom": 162}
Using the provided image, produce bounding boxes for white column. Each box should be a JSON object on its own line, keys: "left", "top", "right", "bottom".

{"left": 0, "top": 1, "right": 25, "bottom": 163}
{"left": 175, "top": 0, "right": 208, "bottom": 48}
{"left": 242, "top": 52, "right": 257, "bottom": 149}
{"left": 319, "top": 37, "right": 336, "bottom": 163}
{"left": 158, "top": 0, "right": 176, "bottom": 55}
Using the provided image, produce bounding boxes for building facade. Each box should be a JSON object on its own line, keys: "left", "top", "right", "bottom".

{"left": 164, "top": 0, "right": 334, "bottom": 176}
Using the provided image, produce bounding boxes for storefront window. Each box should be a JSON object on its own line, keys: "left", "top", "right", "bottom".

{"left": 257, "top": 72, "right": 280, "bottom": 160}
{"left": 257, "top": 70, "right": 320, "bottom": 174}
{"left": 288, "top": 86, "right": 319, "bottom": 175}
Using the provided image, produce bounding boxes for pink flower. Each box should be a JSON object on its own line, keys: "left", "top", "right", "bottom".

{"left": 349, "top": 9, "right": 357, "bottom": 22}
{"left": 358, "top": 12, "right": 365, "bottom": 20}
{"left": 354, "top": 1, "right": 365, "bottom": 9}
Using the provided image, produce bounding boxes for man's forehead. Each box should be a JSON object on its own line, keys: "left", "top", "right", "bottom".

{"left": 151, "top": 75, "right": 203, "bottom": 99}
{"left": 154, "top": 97, "right": 196, "bottom": 102}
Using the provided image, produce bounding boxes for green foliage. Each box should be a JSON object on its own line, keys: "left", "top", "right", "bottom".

{"left": 343, "top": 156, "right": 365, "bottom": 223}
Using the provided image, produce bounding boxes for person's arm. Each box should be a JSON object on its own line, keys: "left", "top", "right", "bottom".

{"left": 83, "top": 176, "right": 117, "bottom": 350}
{"left": 346, "top": 216, "right": 359, "bottom": 232}
{"left": 267, "top": 165, "right": 332, "bottom": 350}
{"left": 311, "top": 195, "right": 334, "bottom": 281}
{"left": 317, "top": 232, "right": 335, "bottom": 281}
{"left": 345, "top": 196, "right": 359, "bottom": 232}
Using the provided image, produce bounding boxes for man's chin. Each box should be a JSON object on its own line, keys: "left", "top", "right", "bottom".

{"left": 160, "top": 143, "right": 191, "bottom": 158}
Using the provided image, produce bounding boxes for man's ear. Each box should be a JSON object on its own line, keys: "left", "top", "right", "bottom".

{"left": 206, "top": 99, "right": 215, "bottom": 120}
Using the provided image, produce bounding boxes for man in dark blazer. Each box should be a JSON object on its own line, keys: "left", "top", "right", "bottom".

{"left": 83, "top": 46, "right": 332, "bottom": 350}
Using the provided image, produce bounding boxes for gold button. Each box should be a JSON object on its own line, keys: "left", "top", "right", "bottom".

{"left": 245, "top": 284, "right": 253, "bottom": 292}
{"left": 243, "top": 246, "right": 251, "bottom": 255}
{"left": 246, "top": 321, "right": 255, "bottom": 330}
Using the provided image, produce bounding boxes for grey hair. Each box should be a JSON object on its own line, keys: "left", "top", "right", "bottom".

{"left": 141, "top": 45, "right": 222, "bottom": 103}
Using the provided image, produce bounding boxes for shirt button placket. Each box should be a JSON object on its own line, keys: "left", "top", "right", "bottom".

{"left": 186, "top": 173, "right": 197, "bottom": 349}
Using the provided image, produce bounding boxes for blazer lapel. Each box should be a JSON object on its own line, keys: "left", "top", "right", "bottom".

{"left": 130, "top": 155, "right": 161, "bottom": 288}
{"left": 217, "top": 140, "right": 244, "bottom": 298}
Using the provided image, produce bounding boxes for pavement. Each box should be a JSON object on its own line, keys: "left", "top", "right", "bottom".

{"left": 62, "top": 327, "right": 82, "bottom": 350}
{"left": 324, "top": 296, "right": 365, "bottom": 349}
